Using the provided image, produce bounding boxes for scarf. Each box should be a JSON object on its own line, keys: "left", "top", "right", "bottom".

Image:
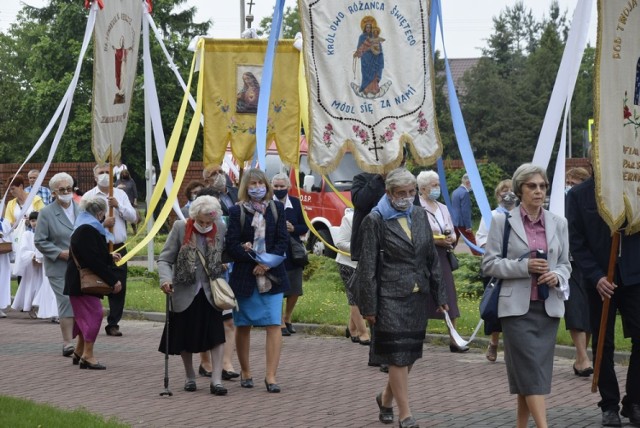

{"left": 73, "top": 211, "right": 115, "bottom": 243}
{"left": 243, "top": 201, "right": 272, "bottom": 293}
{"left": 371, "top": 194, "right": 413, "bottom": 224}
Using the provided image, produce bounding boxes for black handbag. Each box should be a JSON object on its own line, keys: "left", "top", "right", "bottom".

{"left": 446, "top": 250, "right": 459, "bottom": 271}
{"left": 479, "top": 214, "right": 512, "bottom": 331}
{"left": 289, "top": 236, "right": 309, "bottom": 267}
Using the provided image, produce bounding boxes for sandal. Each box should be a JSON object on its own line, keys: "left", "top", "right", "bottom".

{"left": 486, "top": 343, "right": 498, "bottom": 362}
{"left": 376, "top": 392, "right": 394, "bottom": 424}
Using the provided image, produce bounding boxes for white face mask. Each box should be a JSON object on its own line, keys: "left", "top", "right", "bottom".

{"left": 194, "top": 222, "right": 213, "bottom": 234}
{"left": 97, "top": 173, "right": 110, "bottom": 188}
{"left": 56, "top": 193, "right": 73, "bottom": 203}
{"left": 212, "top": 174, "right": 227, "bottom": 193}
{"left": 391, "top": 197, "right": 414, "bottom": 211}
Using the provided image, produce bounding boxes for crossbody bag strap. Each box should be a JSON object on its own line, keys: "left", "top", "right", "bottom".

{"left": 196, "top": 248, "right": 212, "bottom": 279}
{"left": 70, "top": 247, "right": 83, "bottom": 271}
{"left": 426, "top": 209, "right": 445, "bottom": 234}
{"left": 501, "top": 213, "right": 512, "bottom": 258}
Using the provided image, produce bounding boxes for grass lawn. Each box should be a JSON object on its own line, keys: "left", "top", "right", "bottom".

{"left": 0, "top": 396, "right": 128, "bottom": 428}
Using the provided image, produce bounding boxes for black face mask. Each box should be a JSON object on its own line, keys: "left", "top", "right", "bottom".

{"left": 274, "top": 189, "right": 288, "bottom": 199}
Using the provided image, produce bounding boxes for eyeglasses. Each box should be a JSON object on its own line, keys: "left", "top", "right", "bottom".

{"left": 522, "top": 182, "right": 548, "bottom": 191}
{"left": 205, "top": 170, "right": 224, "bottom": 178}
{"left": 56, "top": 187, "right": 74, "bottom": 194}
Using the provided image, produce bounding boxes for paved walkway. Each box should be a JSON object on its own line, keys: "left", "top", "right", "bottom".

{"left": 0, "top": 310, "right": 630, "bottom": 427}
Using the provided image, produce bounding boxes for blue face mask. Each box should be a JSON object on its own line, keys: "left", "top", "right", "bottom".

{"left": 428, "top": 188, "right": 441, "bottom": 200}
{"left": 274, "top": 189, "right": 288, "bottom": 200}
{"left": 248, "top": 186, "right": 267, "bottom": 200}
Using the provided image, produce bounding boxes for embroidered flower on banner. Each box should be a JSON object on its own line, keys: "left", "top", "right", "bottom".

{"left": 380, "top": 122, "right": 397, "bottom": 143}
{"left": 323, "top": 123, "right": 335, "bottom": 148}
{"left": 417, "top": 111, "right": 429, "bottom": 135}
{"left": 352, "top": 125, "right": 371, "bottom": 145}
{"left": 215, "top": 97, "right": 286, "bottom": 136}
{"left": 623, "top": 91, "right": 640, "bottom": 138}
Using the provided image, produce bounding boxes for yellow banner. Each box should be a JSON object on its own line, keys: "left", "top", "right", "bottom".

{"left": 202, "top": 39, "right": 300, "bottom": 168}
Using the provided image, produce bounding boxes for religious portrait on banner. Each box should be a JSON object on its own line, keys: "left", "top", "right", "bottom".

{"left": 300, "top": 0, "right": 442, "bottom": 175}
{"left": 236, "top": 66, "right": 262, "bottom": 114}
{"left": 595, "top": 0, "right": 640, "bottom": 233}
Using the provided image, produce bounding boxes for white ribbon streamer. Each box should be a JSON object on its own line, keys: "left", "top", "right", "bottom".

{"left": 444, "top": 310, "right": 483, "bottom": 347}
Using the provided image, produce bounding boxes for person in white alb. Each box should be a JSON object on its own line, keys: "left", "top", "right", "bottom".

{"left": 83, "top": 163, "right": 137, "bottom": 337}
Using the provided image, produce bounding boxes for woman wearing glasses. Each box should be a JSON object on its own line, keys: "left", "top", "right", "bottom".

{"left": 481, "top": 164, "right": 571, "bottom": 428}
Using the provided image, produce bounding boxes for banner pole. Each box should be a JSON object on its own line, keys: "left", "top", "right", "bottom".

{"left": 591, "top": 230, "right": 621, "bottom": 393}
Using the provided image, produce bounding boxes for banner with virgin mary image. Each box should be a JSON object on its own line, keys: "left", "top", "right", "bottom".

{"left": 594, "top": 0, "right": 640, "bottom": 234}
{"left": 299, "top": 0, "right": 442, "bottom": 174}
{"left": 92, "top": 0, "right": 142, "bottom": 164}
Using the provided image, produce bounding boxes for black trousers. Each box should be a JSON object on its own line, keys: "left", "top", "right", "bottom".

{"left": 588, "top": 283, "right": 640, "bottom": 411}
{"left": 106, "top": 245, "right": 127, "bottom": 328}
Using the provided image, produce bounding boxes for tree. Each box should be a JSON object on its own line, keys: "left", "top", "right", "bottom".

{"left": 0, "top": 0, "right": 211, "bottom": 197}
{"left": 256, "top": 6, "right": 301, "bottom": 39}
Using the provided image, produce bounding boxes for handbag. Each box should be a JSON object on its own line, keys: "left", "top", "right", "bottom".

{"left": 289, "top": 236, "right": 309, "bottom": 267}
{"left": 0, "top": 241, "right": 12, "bottom": 254}
{"left": 446, "top": 250, "right": 459, "bottom": 271}
{"left": 197, "top": 250, "right": 238, "bottom": 311}
{"left": 479, "top": 214, "right": 512, "bottom": 330}
{"left": 71, "top": 249, "right": 113, "bottom": 296}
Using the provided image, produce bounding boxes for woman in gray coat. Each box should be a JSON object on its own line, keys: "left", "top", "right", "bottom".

{"left": 158, "top": 196, "right": 228, "bottom": 395}
{"left": 481, "top": 164, "right": 571, "bottom": 428}
{"left": 354, "top": 168, "right": 447, "bottom": 428}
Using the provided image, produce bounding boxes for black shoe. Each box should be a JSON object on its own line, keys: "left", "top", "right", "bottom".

{"left": 399, "top": 416, "right": 419, "bottom": 428}
{"left": 621, "top": 403, "right": 640, "bottom": 425}
{"left": 79, "top": 358, "right": 106, "bottom": 370}
{"left": 602, "top": 409, "right": 622, "bottom": 427}
{"left": 222, "top": 369, "right": 240, "bottom": 380}
{"left": 184, "top": 379, "right": 196, "bottom": 392}
{"left": 281, "top": 327, "right": 291, "bottom": 336}
{"left": 351, "top": 336, "right": 361, "bottom": 343}
{"left": 198, "top": 364, "right": 212, "bottom": 377}
{"left": 376, "top": 392, "right": 394, "bottom": 424}
{"left": 284, "top": 322, "right": 296, "bottom": 334}
{"left": 105, "top": 326, "right": 122, "bottom": 337}
{"left": 345, "top": 326, "right": 351, "bottom": 338}
{"left": 368, "top": 361, "right": 381, "bottom": 367}
{"left": 264, "top": 379, "right": 281, "bottom": 393}
{"left": 240, "top": 376, "right": 254, "bottom": 388}
{"left": 449, "top": 344, "right": 470, "bottom": 353}
{"left": 573, "top": 364, "right": 594, "bottom": 377}
{"left": 62, "top": 344, "right": 75, "bottom": 357}
{"left": 210, "top": 383, "right": 228, "bottom": 396}
{"left": 72, "top": 352, "right": 82, "bottom": 366}
{"left": 380, "top": 364, "right": 389, "bottom": 373}
{"left": 359, "top": 338, "right": 371, "bottom": 346}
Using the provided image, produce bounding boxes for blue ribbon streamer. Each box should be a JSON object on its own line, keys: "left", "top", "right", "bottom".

{"left": 253, "top": 0, "right": 285, "bottom": 170}
{"left": 430, "top": 0, "right": 489, "bottom": 255}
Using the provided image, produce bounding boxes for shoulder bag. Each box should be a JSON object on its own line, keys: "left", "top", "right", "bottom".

{"left": 71, "top": 249, "right": 113, "bottom": 296}
{"left": 426, "top": 209, "right": 459, "bottom": 271}
{"left": 479, "top": 214, "right": 512, "bottom": 329}
{"left": 289, "top": 236, "right": 309, "bottom": 267}
{"left": 197, "top": 250, "right": 238, "bottom": 311}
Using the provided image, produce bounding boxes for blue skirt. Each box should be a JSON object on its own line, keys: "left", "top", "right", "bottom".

{"left": 233, "top": 287, "right": 283, "bottom": 327}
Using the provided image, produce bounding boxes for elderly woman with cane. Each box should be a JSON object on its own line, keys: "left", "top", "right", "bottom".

{"left": 353, "top": 168, "right": 447, "bottom": 428}
{"left": 158, "top": 195, "right": 228, "bottom": 395}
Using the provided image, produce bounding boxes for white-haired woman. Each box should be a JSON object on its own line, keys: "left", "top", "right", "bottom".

{"left": 482, "top": 163, "right": 570, "bottom": 428}
{"left": 158, "top": 195, "right": 228, "bottom": 395}
{"left": 65, "top": 196, "right": 122, "bottom": 370}
{"left": 354, "top": 168, "right": 448, "bottom": 428}
{"left": 271, "top": 172, "right": 309, "bottom": 336}
{"left": 416, "top": 170, "right": 468, "bottom": 353}
{"left": 35, "top": 172, "right": 80, "bottom": 354}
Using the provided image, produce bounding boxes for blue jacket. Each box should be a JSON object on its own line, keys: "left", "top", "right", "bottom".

{"left": 450, "top": 185, "right": 472, "bottom": 228}
{"left": 226, "top": 201, "right": 290, "bottom": 298}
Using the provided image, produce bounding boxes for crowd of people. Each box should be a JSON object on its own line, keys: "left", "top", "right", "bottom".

{"left": 1, "top": 159, "right": 639, "bottom": 428}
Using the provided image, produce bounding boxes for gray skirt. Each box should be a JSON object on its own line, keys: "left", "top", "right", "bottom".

{"left": 502, "top": 300, "right": 559, "bottom": 395}
{"left": 48, "top": 275, "right": 73, "bottom": 318}
{"left": 370, "top": 291, "right": 428, "bottom": 367}
{"left": 284, "top": 267, "right": 303, "bottom": 297}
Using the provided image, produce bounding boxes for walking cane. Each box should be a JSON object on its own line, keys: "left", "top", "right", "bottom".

{"left": 591, "top": 230, "right": 621, "bottom": 393}
{"left": 160, "top": 293, "right": 173, "bottom": 397}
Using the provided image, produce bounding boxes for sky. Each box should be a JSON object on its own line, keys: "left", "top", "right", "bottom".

{"left": 0, "top": 0, "right": 598, "bottom": 58}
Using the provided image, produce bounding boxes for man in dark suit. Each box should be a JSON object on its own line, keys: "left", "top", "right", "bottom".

{"left": 567, "top": 176, "right": 640, "bottom": 427}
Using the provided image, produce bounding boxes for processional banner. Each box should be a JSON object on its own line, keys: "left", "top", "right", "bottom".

{"left": 299, "top": 0, "right": 441, "bottom": 174}
{"left": 202, "top": 39, "right": 300, "bottom": 168}
{"left": 92, "top": 0, "right": 142, "bottom": 164}
{"left": 595, "top": 0, "right": 640, "bottom": 234}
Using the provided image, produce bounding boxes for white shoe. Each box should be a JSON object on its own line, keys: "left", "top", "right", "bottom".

{"left": 0, "top": 309, "right": 7, "bottom": 318}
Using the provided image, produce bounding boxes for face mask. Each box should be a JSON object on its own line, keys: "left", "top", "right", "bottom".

{"left": 274, "top": 189, "right": 288, "bottom": 199}
{"left": 97, "top": 173, "right": 110, "bottom": 188}
{"left": 212, "top": 174, "right": 227, "bottom": 193}
{"left": 194, "top": 223, "right": 213, "bottom": 234}
{"left": 501, "top": 191, "right": 518, "bottom": 209}
{"left": 57, "top": 193, "right": 73, "bottom": 203}
{"left": 564, "top": 185, "right": 572, "bottom": 194}
{"left": 428, "top": 188, "right": 441, "bottom": 200}
{"left": 391, "top": 197, "right": 414, "bottom": 211}
{"left": 248, "top": 186, "right": 267, "bottom": 200}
